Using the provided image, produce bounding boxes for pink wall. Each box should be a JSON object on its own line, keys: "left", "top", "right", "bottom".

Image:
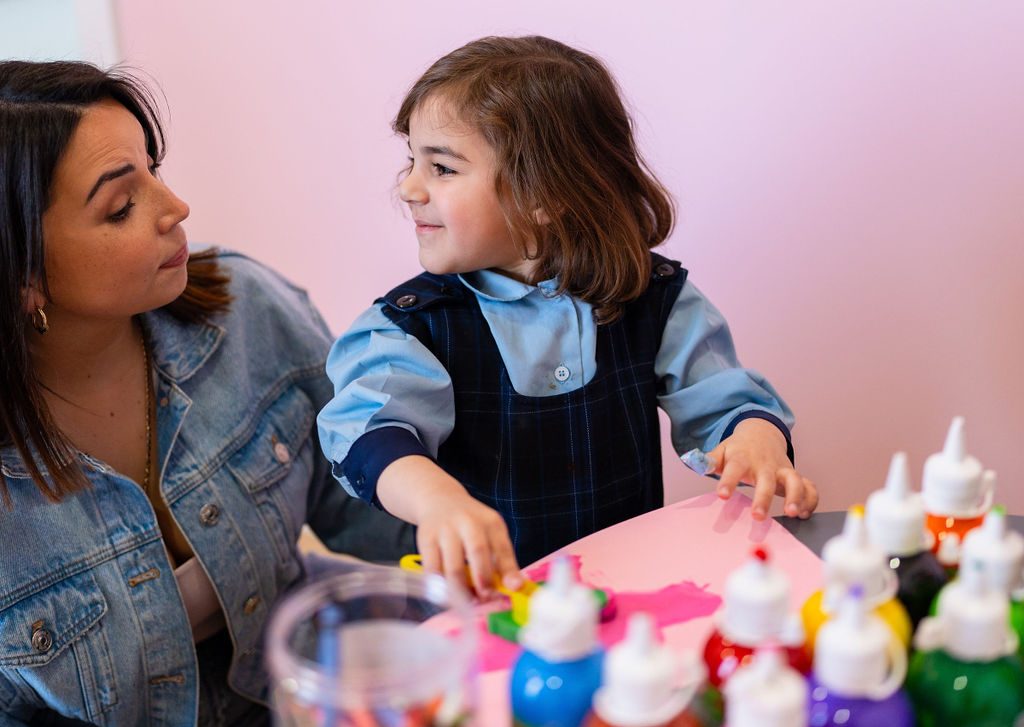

{"left": 115, "top": 2, "right": 1024, "bottom": 514}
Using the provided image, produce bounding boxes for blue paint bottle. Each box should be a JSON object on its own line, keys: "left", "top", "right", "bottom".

{"left": 511, "top": 557, "right": 604, "bottom": 727}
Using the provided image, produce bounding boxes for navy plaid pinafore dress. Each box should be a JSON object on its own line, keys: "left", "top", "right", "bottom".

{"left": 378, "top": 254, "right": 687, "bottom": 565}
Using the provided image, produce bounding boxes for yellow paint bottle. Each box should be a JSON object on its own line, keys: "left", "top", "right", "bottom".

{"left": 801, "top": 506, "right": 912, "bottom": 654}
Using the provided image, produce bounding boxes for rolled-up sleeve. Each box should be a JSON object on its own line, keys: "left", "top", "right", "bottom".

{"left": 316, "top": 305, "right": 455, "bottom": 503}
{"left": 656, "top": 281, "right": 795, "bottom": 461}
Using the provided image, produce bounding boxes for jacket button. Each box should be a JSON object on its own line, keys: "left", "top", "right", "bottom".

{"left": 273, "top": 442, "right": 291, "bottom": 464}
{"left": 199, "top": 503, "right": 220, "bottom": 526}
{"left": 654, "top": 262, "right": 675, "bottom": 278}
{"left": 395, "top": 294, "right": 418, "bottom": 308}
{"left": 243, "top": 595, "right": 261, "bottom": 615}
{"left": 31, "top": 627, "right": 52, "bottom": 653}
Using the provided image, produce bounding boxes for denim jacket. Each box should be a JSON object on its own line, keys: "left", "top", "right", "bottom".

{"left": 0, "top": 250, "right": 415, "bottom": 726}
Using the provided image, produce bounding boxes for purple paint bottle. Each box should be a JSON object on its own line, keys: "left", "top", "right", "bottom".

{"left": 806, "top": 586, "right": 914, "bottom": 727}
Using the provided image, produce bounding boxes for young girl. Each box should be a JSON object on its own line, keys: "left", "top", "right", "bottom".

{"left": 318, "top": 36, "right": 818, "bottom": 595}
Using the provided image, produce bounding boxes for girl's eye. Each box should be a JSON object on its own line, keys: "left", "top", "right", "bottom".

{"left": 432, "top": 163, "right": 455, "bottom": 177}
{"left": 108, "top": 199, "right": 135, "bottom": 224}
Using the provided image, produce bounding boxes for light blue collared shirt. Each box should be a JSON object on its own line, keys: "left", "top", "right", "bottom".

{"left": 318, "top": 268, "right": 794, "bottom": 499}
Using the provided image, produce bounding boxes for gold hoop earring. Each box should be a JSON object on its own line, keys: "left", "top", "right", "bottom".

{"left": 31, "top": 306, "right": 49, "bottom": 335}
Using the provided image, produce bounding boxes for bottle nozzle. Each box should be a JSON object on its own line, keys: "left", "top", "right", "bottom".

{"left": 547, "top": 556, "right": 574, "bottom": 595}
{"left": 842, "top": 506, "right": 867, "bottom": 545}
{"left": 884, "top": 452, "right": 911, "bottom": 500}
{"left": 984, "top": 505, "right": 1008, "bottom": 539}
{"left": 943, "top": 416, "right": 967, "bottom": 463}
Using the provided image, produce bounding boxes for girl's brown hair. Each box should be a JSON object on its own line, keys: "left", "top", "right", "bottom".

{"left": 393, "top": 35, "right": 675, "bottom": 324}
{"left": 0, "top": 61, "right": 231, "bottom": 505}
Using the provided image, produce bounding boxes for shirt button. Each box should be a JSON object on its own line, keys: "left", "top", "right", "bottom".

{"left": 199, "top": 503, "right": 220, "bottom": 526}
{"left": 31, "top": 627, "right": 52, "bottom": 653}
{"left": 396, "top": 294, "right": 418, "bottom": 309}
{"left": 554, "top": 365, "right": 571, "bottom": 383}
{"left": 273, "top": 442, "right": 291, "bottom": 464}
{"left": 159, "top": 396, "right": 169, "bottom": 407}
{"left": 243, "top": 595, "right": 261, "bottom": 615}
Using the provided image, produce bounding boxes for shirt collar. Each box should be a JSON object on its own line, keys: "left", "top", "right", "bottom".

{"left": 458, "top": 269, "right": 559, "bottom": 302}
{"left": 141, "top": 307, "right": 225, "bottom": 383}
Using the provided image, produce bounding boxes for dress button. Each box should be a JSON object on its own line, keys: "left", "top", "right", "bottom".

{"left": 273, "top": 442, "right": 291, "bottom": 464}
{"left": 243, "top": 596, "right": 261, "bottom": 615}
{"left": 395, "top": 294, "right": 418, "bottom": 309}
{"left": 654, "top": 262, "right": 675, "bottom": 278}
{"left": 31, "top": 627, "right": 52, "bottom": 653}
{"left": 199, "top": 503, "right": 220, "bottom": 526}
{"left": 554, "top": 365, "right": 571, "bottom": 383}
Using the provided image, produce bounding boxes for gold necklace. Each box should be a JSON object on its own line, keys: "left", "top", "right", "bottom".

{"left": 141, "top": 328, "right": 153, "bottom": 492}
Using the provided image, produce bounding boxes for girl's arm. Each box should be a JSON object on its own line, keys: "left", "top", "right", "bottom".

{"left": 656, "top": 281, "right": 818, "bottom": 520}
{"left": 317, "top": 305, "right": 521, "bottom": 593}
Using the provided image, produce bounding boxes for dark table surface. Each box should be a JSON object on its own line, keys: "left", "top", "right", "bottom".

{"left": 776, "top": 511, "right": 1024, "bottom": 557}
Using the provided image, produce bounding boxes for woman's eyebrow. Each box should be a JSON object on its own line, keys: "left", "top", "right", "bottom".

{"left": 85, "top": 163, "right": 135, "bottom": 204}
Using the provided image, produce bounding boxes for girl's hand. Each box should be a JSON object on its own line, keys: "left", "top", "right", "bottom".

{"left": 705, "top": 418, "right": 819, "bottom": 521}
{"left": 414, "top": 484, "right": 523, "bottom": 599}
{"left": 376, "top": 455, "right": 522, "bottom": 598}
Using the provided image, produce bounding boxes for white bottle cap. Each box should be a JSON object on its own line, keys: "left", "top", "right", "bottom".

{"left": 719, "top": 547, "right": 792, "bottom": 645}
{"left": 593, "top": 613, "right": 703, "bottom": 727}
{"left": 821, "top": 507, "right": 897, "bottom": 611}
{"left": 921, "top": 417, "right": 989, "bottom": 518}
{"left": 517, "top": 556, "right": 599, "bottom": 662}
{"left": 865, "top": 452, "right": 929, "bottom": 557}
{"left": 724, "top": 646, "right": 808, "bottom": 727}
{"left": 918, "top": 564, "right": 1018, "bottom": 662}
{"left": 813, "top": 586, "right": 907, "bottom": 700}
{"left": 961, "top": 506, "right": 1024, "bottom": 595}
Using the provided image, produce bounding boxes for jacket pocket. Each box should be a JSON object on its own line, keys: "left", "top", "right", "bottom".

{"left": 226, "top": 386, "right": 314, "bottom": 567}
{"left": 0, "top": 569, "right": 117, "bottom": 723}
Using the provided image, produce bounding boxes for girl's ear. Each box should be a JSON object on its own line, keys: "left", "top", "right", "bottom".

{"left": 532, "top": 208, "right": 553, "bottom": 225}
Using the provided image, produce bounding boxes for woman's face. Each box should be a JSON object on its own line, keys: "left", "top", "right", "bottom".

{"left": 37, "top": 99, "right": 190, "bottom": 320}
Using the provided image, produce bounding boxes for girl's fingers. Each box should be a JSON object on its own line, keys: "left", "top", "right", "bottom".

{"left": 717, "top": 459, "right": 746, "bottom": 499}
{"left": 780, "top": 468, "right": 804, "bottom": 518}
{"left": 800, "top": 477, "right": 819, "bottom": 518}
{"left": 418, "top": 531, "right": 442, "bottom": 576}
{"left": 438, "top": 531, "right": 469, "bottom": 593}
{"left": 462, "top": 527, "right": 495, "bottom": 598}
{"left": 488, "top": 525, "right": 523, "bottom": 591}
{"left": 751, "top": 468, "right": 775, "bottom": 520}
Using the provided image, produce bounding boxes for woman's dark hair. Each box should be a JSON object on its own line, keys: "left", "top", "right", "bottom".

{"left": 394, "top": 36, "right": 675, "bottom": 324}
{"left": 0, "top": 60, "right": 231, "bottom": 505}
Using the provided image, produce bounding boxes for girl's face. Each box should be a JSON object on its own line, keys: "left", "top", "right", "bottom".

{"left": 399, "top": 97, "right": 535, "bottom": 282}
{"left": 34, "top": 99, "right": 191, "bottom": 320}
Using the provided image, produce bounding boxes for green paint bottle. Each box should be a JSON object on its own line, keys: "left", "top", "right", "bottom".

{"left": 907, "top": 563, "right": 1024, "bottom": 726}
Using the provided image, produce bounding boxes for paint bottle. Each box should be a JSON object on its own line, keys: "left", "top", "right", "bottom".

{"left": 806, "top": 585, "right": 914, "bottom": 726}
{"left": 955, "top": 505, "right": 1024, "bottom": 656}
{"left": 510, "top": 557, "right": 604, "bottom": 727}
{"left": 921, "top": 416, "right": 994, "bottom": 567}
{"left": 907, "top": 564, "right": 1024, "bottom": 725}
{"left": 864, "top": 452, "right": 949, "bottom": 628}
{"left": 800, "top": 506, "right": 911, "bottom": 653}
{"left": 723, "top": 646, "right": 808, "bottom": 727}
{"left": 587, "top": 613, "right": 704, "bottom": 727}
{"left": 703, "top": 547, "right": 810, "bottom": 687}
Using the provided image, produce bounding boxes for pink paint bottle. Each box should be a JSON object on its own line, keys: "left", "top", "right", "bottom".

{"left": 588, "top": 613, "right": 705, "bottom": 727}
{"left": 703, "top": 547, "right": 810, "bottom": 687}
{"left": 921, "top": 417, "right": 995, "bottom": 567}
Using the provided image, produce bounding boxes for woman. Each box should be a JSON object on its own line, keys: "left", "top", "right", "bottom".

{"left": 0, "top": 61, "right": 414, "bottom": 725}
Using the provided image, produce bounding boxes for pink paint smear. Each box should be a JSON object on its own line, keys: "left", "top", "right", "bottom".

{"left": 477, "top": 554, "right": 722, "bottom": 672}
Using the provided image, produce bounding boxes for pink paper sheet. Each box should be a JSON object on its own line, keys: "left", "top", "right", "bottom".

{"left": 474, "top": 492, "right": 824, "bottom": 724}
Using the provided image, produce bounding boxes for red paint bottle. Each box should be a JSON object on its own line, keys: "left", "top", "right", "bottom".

{"left": 702, "top": 547, "right": 810, "bottom": 687}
